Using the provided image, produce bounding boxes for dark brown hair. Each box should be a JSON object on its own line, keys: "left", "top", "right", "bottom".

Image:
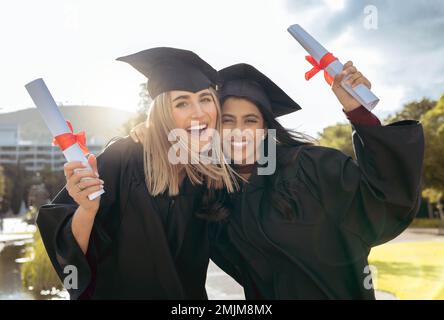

{"left": 197, "top": 96, "right": 317, "bottom": 221}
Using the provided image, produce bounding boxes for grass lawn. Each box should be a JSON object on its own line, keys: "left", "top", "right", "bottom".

{"left": 368, "top": 240, "right": 444, "bottom": 300}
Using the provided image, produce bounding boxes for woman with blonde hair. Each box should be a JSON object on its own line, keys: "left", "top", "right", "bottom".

{"left": 37, "top": 47, "right": 236, "bottom": 299}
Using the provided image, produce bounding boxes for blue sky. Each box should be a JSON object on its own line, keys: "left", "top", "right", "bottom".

{"left": 1, "top": 0, "right": 443, "bottom": 136}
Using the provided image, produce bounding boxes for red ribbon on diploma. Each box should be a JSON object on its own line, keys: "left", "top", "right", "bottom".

{"left": 52, "top": 120, "right": 90, "bottom": 155}
{"left": 304, "top": 52, "right": 338, "bottom": 86}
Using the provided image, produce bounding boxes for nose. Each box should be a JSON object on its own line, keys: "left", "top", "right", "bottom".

{"left": 230, "top": 128, "right": 251, "bottom": 141}
{"left": 190, "top": 101, "right": 205, "bottom": 118}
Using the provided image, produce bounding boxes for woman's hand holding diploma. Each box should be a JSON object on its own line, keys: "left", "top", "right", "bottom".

{"left": 64, "top": 154, "right": 103, "bottom": 254}
{"left": 331, "top": 61, "right": 372, "bottom": 112}
{"left": 64, "top": 154, "right": 103, "bottom": 214}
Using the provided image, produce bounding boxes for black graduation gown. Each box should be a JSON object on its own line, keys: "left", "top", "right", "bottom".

{"left": 210, "top": 120, "right": 425, "bottom": 299}
{"left": 37, "top": 137, "right": 209, "bottom": 300}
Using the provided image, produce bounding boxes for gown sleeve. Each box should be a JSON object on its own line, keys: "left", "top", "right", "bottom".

{"left": 343, "top": 105, "right": 381, "bottom": 125}
{"left": 36, "top": 137, "right": 128, "bottom": 299}
{"left": 296, "top": 120, "right": 424, "bottom": 247}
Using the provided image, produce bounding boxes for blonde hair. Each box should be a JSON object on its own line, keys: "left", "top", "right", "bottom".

{"left": 142, "top": 87, "right": 237, "bottom": 196}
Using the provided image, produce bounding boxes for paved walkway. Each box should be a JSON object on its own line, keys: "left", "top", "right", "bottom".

{"left": 206, "top": 262, "right": 399, "bottom": 300}
{"left": 206, "top": 227, "right": 444, "bottom": 300}
{"left": 0, "top": 218, "right": 36, "bottom": 249}
{"left": 388, "top": 227, "right": 444, "bottom": 244}
{"left": 1, "top": 216, "right": 442, "bottom": 300}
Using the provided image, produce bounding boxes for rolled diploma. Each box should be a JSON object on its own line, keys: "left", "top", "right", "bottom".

{"left": 25, "top": 78, "right": 104, "bottom": 200}
{"left": 287, "top": 24, "right": 379, "bottom": 111}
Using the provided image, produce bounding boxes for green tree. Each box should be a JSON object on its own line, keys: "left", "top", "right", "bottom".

{"left": 420, "top": 94, "right": 444, "bottom": 226}
{"left": 39, "top": 164, "right": 65, "bottom": 200}
{"left": 21, "top": 231, "right": 63, "bottom": 295}
{"left": 0, "top": 165, "right": 5, "bottom": 199}
{"left": 318, "top": 123, "right": 354, "bottom": 158}
{"left": 0, "top": 162, "right": 26, "bottom": 215}
{"left": 0, "top": 165, "right": 7, "bottom": 216}
{"left": 10, "top": 161, "right": 25, "bottom": 214}
{"left": 384, "top": 97, "right": 436, "bottom": 124}
{"left": 318, "top": 95, "right": 444, "bottom": 223}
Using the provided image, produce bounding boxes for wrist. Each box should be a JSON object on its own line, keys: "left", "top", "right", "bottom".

{"left": 342, "top": 103, "right": 361, "bottom": 113}
{"left": 76, "top": 206, "right": 98, "bottom": 221}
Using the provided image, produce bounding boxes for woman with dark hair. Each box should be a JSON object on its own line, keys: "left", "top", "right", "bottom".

{"left": 207, "top": 62, "right": 424, "bottom": 299}
{"left": 130, "top": 61, "right": 424, "bottom": 299}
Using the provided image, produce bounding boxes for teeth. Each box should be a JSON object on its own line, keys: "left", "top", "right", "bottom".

{"left": 188, "top": 124, "right": 207, "bottom": 131}
{"left": 232, "top": 141, "right": 248, "bottom": 147}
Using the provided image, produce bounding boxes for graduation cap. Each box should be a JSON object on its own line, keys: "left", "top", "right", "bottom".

{"left": 116, "top": 47, "right": 219, "bottom": 99}
{"left": 218, "top": 63, "right": 301, "bottom": 117}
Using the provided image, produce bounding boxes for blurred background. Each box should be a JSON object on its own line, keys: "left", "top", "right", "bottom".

{"left": 0, "top": 0, "right": 443, "bottom": 300}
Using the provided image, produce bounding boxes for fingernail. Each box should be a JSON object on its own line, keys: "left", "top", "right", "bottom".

{"left": 96, "top": 172, "right": 100, "bottom": 177}
{"left": 99, "top": 179, "right": 104, "bottom": 184}
{"left": 81, "top": 162, "right": 88, "bottom": 167}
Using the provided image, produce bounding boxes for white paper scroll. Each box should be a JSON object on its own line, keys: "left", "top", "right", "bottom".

{"left": 287, "top": 24, "right": 379, "bottom": 111}
{"left": 25, "top": 78, "right": 104, "bottom": 200}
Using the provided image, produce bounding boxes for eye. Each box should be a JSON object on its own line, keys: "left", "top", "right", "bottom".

{"left": 175, "top": 101, "right": 188, "bottom": 108}
{"left": 222, "top": 118, "right": 234, "bottom": 123}
{"left": 200, "top": 97, "right": 212, "bottom": 104}
{"left": 245, "top": 118, "right": 258, "bottom": 123}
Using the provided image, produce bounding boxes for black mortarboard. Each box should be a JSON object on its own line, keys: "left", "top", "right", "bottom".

{"left": 116, "top": 47, "right": 219, "bottom": 99}
{"left": 218, "top": 63, "right": 301, "bottom": 117}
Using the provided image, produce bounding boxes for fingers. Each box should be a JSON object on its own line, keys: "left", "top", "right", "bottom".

{"left": 64, "top": 161, "right": 87, "bottom": 179}
{"left": 67, "top": 177, "right": 103, "bottom": 202}
{"left": 334, "top": 61, "right": 371, "bottom": 89}
{"left": 76, "top": 178, "right": 104, "bottom": 191}
{"left": 66, "top": 169, "right": 101, "bottom": 198}
{"left": 343, "top": 66, "right": 358, "bottom": 78}
{"left": 332, "top": 71, "right": 346, "bottom": 89}
{"left": 350, "top": 76, "right": 371, "bottom": 89}
{"left": 87, "top": 154, "right": 98, "bottom": 175}
{"left": 343, "top": 60, "right": 353, "bottom": 69}
{"left": 72, "top": 184, "right": 104, "bottom": 205}
{"left": 78, "top": 183, "right": 104, "bottom": 198}
{"left": 332, "top": 61, "right": 353, "bottom": 87}
{"left": 363, "top": 77, "right": 371, "bottom": 89}
{"left": 69, "top": 170, "right": 99, "bottom": 185}
{"left": 344, "top": 68, "right": 372, "bottom": 89}
{"left": 345, "top": 71, "right": 362, "bottom": 85}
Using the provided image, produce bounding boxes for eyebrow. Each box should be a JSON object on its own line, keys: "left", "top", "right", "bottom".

{"left": 222, "top": 113, "right": 260, "bottom": 120}
{"left": 199, "top": 92, "right": 212, "bottom": 97}
{"left": 243, "top": 114, "right": 260, "bottom": 119}
{"left": 172, "top": 95, "right": 190, "bottom": 102}
{"left": 172, "top": 92, "right": 212, "bottom": 102}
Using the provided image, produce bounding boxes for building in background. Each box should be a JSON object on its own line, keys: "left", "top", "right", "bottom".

{"left": 0, "top": 105, "right": 135, "bottom": 172}
{"left": 0, "top": 124, "right": 104, "bottom": 172}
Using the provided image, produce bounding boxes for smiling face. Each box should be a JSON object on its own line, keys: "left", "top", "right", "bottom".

{"left": 170, "top": 89, "right": 218, "bottom": 152}
{"left": 221, "top": 97, "right": 266, "bottom": 164}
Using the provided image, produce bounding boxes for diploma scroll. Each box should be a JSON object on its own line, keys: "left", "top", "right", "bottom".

{"left": 287, "top": 24, "right": 379, "bottom": 111}
{"left": 25, "top": 78, "right": 104, "bottom": 200}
